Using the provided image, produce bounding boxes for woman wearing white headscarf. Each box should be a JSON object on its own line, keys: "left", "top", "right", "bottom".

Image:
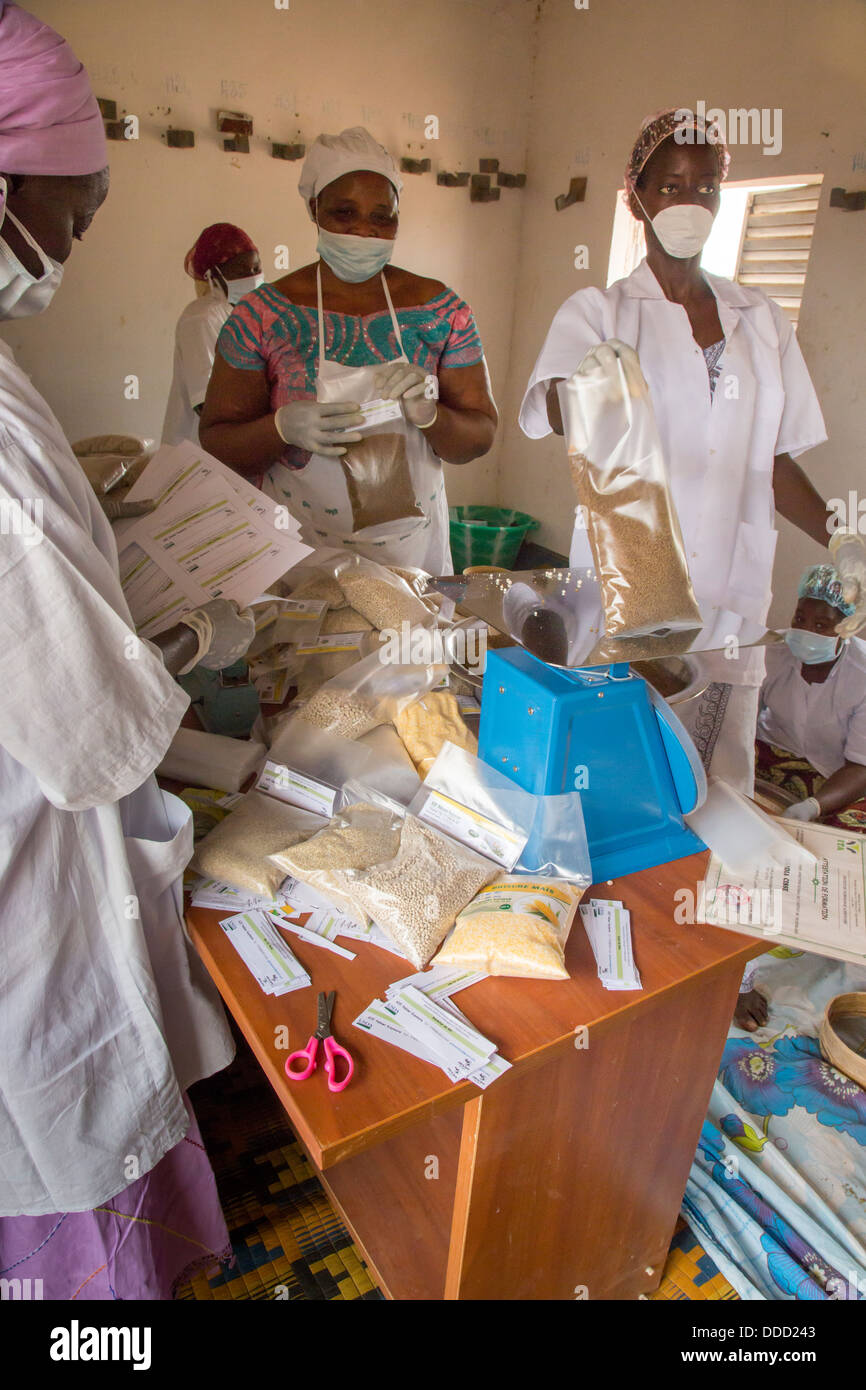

{"left": 200, "top": 126, "right": 498, "bottom": 572}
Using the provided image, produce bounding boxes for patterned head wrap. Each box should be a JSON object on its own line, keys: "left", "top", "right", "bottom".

{"left": 184, "top": 223, "right": 258, "bottom": 279}
{"left": 0, "top": 2, "right": 106, "bottom": 176}
{"left": 624, "top": 106, "right": 730, "bottom": 218}
{"left": 798, "top": 564, "right": 856, "bottom": 618}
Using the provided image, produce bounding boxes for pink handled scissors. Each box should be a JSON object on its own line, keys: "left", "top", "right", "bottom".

{"left": 285, "top": 990, "right": 354, "bottom": 1093}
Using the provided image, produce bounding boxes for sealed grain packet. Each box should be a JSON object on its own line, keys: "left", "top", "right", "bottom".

{"left": 435, "top": 876, "right": 585, "bottom": 979}
{"left": 558, "top": 340, "right": 701, "bottom": 640}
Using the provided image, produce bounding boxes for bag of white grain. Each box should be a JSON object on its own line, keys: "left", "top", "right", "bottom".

{"left": 435, "top": 876, "right": 585, "bottom": 979}
{"left": 333, "top": 553, "right": 438, "bottom": 632}
{"left": 557, "top": 340, "right": 702, "bottom": 639}
{"left": 270, "top": 793, "right": 498, "bottom": 968}
{"left": 287, "top": 643, "right": 447, "bottom": 742}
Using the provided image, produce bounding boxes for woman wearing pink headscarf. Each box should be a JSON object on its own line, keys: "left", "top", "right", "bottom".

{"left": 0, "top": 4, "right": 244, "bottom": 1298}
{"left": 161, "top": 221, "right": 263, "bottom": 445}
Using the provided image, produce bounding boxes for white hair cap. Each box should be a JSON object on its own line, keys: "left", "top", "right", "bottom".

{"left": 298, "top": 126, "right": 403, "bottom": 221}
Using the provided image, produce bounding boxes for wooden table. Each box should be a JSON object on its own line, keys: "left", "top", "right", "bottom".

{"left": 187, "top": 849, "right": 761, "bottom": 1300}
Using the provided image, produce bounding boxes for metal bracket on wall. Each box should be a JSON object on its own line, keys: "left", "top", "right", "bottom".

{"left": 217, "top": 110, "right": 254, "bottom": 136}
{"left": 555, "top": 176, "right": 587, "bottom": 211}
{"left": 479, "top": 158, "right": 499, "bottom": 173}
{"left": 437, "top": 171, "right": 471, "bottom": 187}
{"left": 166, "top": 128, "right": 195, "bottom": 148}
{"left": 497, "top": 172, "right": 526, "bottom": 188}
{"left": 470, "top": 173, "right": 501, "bottom": 203}
{"left": 223, "top": 135, "right": 250, "bottom": 154}
{"left": 829, "top": 186, "right": 866, "bottom": 211}
{"left": 401, "top": 157, "right": 431, "bottom": 174}
{"left": 272, "top": 142, "right": 306, "bottom": 160}
{"left": 96, "top": 97, "right": 117, "bottom": 121}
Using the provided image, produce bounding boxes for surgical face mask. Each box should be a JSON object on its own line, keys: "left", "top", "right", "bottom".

{"left": 635, "top": 192, "right": 715, "bottom": 259}
{"left": 0, "top": 204, "right": 64, "bottom": 320}
{"left": 785, "top": 627, "right": 843, "bottom": 665}
{"left": 225, "top": 272, "right": 263, "bottom": 304}
{"left": 315, "top": 223, "right": 395, "bottom": 283}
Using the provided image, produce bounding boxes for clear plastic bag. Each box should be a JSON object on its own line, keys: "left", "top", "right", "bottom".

{"left": 270, "top": 797, "right": 497, "bottom": 968}
{"left": 71, "top": 434, "right": 154, "bottom": 496}
{"left": 291, "top": 630, "right": 377, "bottom": 701}
{"left": 156, "top": 727, "right": 265, "bottom": 793}
{"left": 435, "top": 876, "right": 584, "bottom": 979}
{"left": 272, "top": 598, "right": 328, "bottom": 646}
{"left": 334, "top": 554, "right": 436, "bottom": 631}
{"left": 409, "top": 742, "right": 537, "bottom": 871}
{"left": 191, "top": 790, "right": 325, "bottom": 898}
{"left": 266, "top": 722, "right": 421, "bottom": 809}
{"left": 557, "top": 340, "right": 701, "bottom": 639}
{"left": 341, "top": 427, "right": 423, "bottom": 531}
{"left": 292, "top": 644, "right": 446, "bottom": 741}
{"left": 517, "top": 790, "right": 592, "bottom": 886}
{"left": 394, "top": 690, "right": 478, "bottom": 777}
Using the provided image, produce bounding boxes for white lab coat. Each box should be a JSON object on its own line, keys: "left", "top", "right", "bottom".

{"left": 758, "top": 637, "right": 866, "bottom": 777}
{"left": 0, "top": 340, "right": 234, "bottom": 1216}
{"left": 161, "top": 288, "right": 231, "bottom": 445}
{"left": 520, "top": 259, "right": 827, "bottom": 685}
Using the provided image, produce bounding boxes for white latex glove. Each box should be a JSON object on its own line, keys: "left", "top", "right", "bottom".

{"left": 178, "top": 598, "right": 256, "bottom": 674}
{"left": 829, "top": 531, "right": 866, "bottom": 638}
{"left": 782, "top": 796, "right": 821, "bottom": 822}
{"left": 373, "top": 363, "right": 438, "bottom": 428}
{"left": 274, "top": 400, "right": 364, "bottom": 457}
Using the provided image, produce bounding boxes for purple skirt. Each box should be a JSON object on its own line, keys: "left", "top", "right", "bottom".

{"left": 0, "top": 1097, "right": 231, "bottom": 1300}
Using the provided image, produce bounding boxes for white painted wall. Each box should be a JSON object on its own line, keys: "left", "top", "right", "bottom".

{"left": 496, "top": 0, "right": 866, "bottom": 626}
{"left": 1, "top": 0, "right": 537, "bottom": 507}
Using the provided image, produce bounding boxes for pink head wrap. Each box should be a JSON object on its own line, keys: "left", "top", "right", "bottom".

{"left": 624, "top": 106, "right": 730, "bottom": 218}
{"left": 0, "top": 3, "right": 106, "bottom": 176}
{"left": 184, "top": 223, "right": 258, "bottom": 280}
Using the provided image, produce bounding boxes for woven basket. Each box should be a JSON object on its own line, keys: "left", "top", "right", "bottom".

{"left": 819, "top": 993, "right": 866, "bottom": 1088}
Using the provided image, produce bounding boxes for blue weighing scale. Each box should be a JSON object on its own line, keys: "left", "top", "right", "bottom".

{"left": 477, "top": 645, "right": 707, "bottom": 882}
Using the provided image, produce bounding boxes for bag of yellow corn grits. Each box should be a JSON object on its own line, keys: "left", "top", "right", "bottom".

{"left": 435, "top": 875, "right": 584, "bottom": 979}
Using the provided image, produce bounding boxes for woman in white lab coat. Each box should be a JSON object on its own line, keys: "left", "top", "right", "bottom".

{"left": 520, "top": 107, "right": 864, "bottom": 799}
{"left": 0, "top": 4, "right": 255, "bottom": 1298}
{"left": 161, "top": 221, "right": 263, "bottom": 445}
{"left": 758, "top": 564, "right": 866, "bottom": 823}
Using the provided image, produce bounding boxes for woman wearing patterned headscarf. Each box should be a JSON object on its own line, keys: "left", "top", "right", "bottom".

{"left": 520, "top": 106, "right": 854, "bottom": 799}
{"left": 757, "top": 563, "right": 866, "bottom": 823}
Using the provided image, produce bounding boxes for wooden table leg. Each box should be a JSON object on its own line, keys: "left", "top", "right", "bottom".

{"left": 445, "top": 960, "right": 744, "bottom": 1300}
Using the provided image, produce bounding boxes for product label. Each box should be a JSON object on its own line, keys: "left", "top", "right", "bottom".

{"left": 256, "top": 759, "right": 338, "bottom": 815}
{"left": 296, "top": 632, "right": 366, "bottom": 655}
{"left": 359, "top": 397, "right": 403, "bottom": 428}
{"left": 418, "top": 790, "right": 527, "bottom": 870}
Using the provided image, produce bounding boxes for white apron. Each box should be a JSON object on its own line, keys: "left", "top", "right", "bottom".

{"left": 263, "top": 267, "right": 451, "bottom": 573}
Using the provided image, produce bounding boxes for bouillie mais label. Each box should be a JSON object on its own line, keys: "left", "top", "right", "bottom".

{"left": 458, "top": 879, "right": 578, "bottom": 928}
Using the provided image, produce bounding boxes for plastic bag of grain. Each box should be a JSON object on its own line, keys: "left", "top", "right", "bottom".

{"left": 394, "top": 690, "right": 478, "bottom": 777}
{"left": 334, "top": 554, "right": 436, "bottom": 631}
{"left": 191, "top": 790, "right": 326, "bottom": 898}
{"left": 291, "top": 644, "right": 446, "bottom": 741}
{"left": 435, "top": 876, "right": 584, "bottom": 978}
{"left": 557, "top": 340, "right": 701, "bottom": 639}
{"left": 270, "top": 797, "right": 497, "bottom": 968}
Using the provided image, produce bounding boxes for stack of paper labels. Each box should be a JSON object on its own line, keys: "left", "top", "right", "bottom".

{"left": 354, "top": 966, "right": 511, "bottom": 1088}
{"left": 219, "top": 910, "right": 311, "bottom": 996}
{"left": 579, "top": 898, "right": 642, "bottom": 991}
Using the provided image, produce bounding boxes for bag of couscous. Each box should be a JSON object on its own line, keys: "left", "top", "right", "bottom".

{"left": 435, "top": 876, "right": 584, "bottom": 979}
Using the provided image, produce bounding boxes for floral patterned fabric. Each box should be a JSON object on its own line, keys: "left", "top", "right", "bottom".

{"left": 756, "top": 737, "right": 866, "bottom": 831}
{"left": 683, "top": 948, "right": 866, "bottom": 1300}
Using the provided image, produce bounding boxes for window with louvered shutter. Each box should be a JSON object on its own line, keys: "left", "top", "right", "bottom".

{"left": 734, "top": 179, "right": 823, "bottom": 330}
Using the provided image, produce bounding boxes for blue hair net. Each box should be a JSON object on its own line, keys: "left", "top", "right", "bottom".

{"left": 797, "top": 564, "right": 856, "bottom": 617}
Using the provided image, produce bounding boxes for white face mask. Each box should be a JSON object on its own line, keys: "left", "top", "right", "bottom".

{"left": 225, "top": 272, "right": 264, "bottom": 304}
{"left": 0, "top": 191, "right": 64, "bottom": 320}
{"left": 635, "top": 194, "right": 715, "bottom": 259}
